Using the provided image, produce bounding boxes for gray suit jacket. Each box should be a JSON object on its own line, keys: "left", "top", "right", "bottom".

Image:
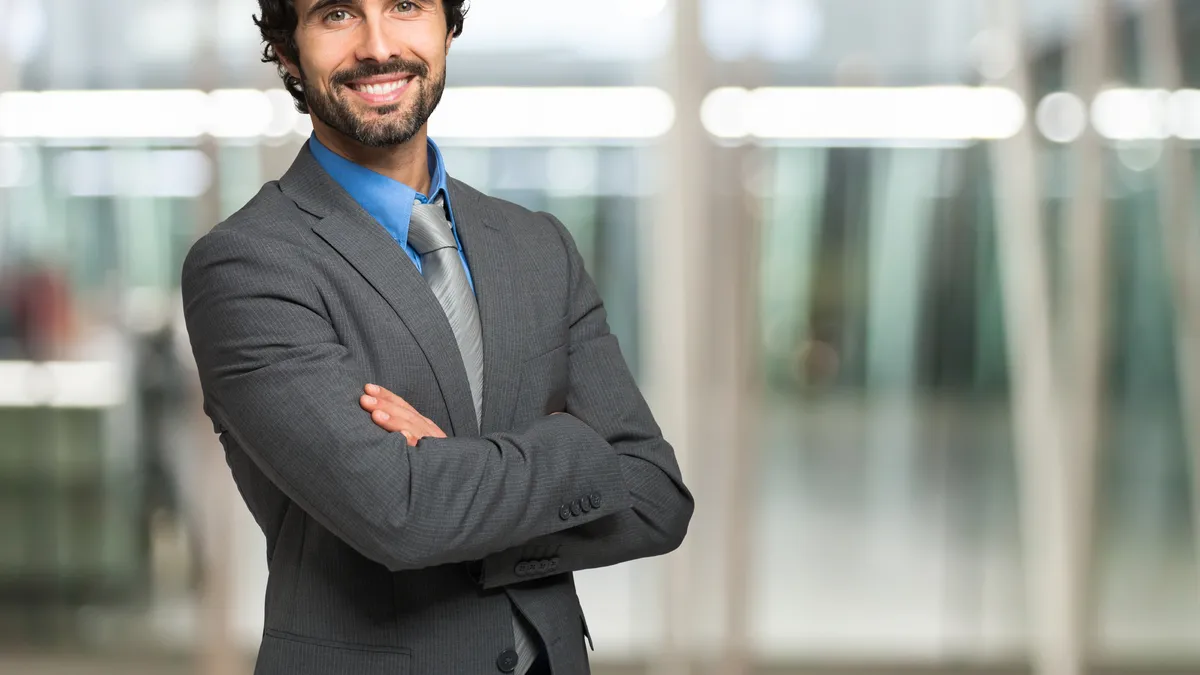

{"left": 180, "top": 145, "right": 693, "bottom": 675}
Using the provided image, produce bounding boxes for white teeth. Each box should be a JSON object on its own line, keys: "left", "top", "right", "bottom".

{"left": 359, "top": 79, "right": 408, "bottom": 96}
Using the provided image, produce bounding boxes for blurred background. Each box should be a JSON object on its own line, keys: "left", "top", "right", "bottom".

{"left": 1, "top": 0, "right": 1199, "bottom": 673}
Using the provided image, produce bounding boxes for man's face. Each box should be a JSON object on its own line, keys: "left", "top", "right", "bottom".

{"left": 285, "top": 0, "right": 452, "bottom": 148}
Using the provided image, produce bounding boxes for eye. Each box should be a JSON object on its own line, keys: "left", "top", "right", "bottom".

{"left": 395, "top": 1, "right": 416, "bottom": 12}
{"left": 325, "top": 8, "right": 352, "bottom": 23}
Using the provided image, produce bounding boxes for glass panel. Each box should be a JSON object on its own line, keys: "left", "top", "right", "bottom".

{"left": 752, "top": 143, "right": 1026, "bottom": 657}
{"left": 1093, "top": 158, "right": 1200, "bottom": 656}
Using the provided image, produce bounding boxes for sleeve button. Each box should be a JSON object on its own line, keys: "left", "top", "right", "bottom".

{"left": 497, "top": 649, "right": 519, "bottom": 673}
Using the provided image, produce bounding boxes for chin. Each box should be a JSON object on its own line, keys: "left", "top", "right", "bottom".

{"left": 368, "top": 103, "right": 406, "bottom": 117}
{"left": 353, "top": 125, "right": 421, "bottom": 149}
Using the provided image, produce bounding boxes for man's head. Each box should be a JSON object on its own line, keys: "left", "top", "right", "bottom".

{"left": 254, "top": 1, "right": 467, "bottom": 148}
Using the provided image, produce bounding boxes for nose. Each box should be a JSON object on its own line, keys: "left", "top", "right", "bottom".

{"left": 354, "top": 14, "right": 396, "bottom": 63}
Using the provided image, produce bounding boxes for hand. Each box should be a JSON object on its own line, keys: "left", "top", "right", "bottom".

{"left": 360, "top": 383, "right": 447, "bottom": 447}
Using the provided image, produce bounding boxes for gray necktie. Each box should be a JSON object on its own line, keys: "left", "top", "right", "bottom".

{"left": 408, "top": 198, "right": 540, "bottom": 674}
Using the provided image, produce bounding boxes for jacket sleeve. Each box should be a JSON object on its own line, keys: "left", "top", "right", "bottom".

{"left": 472, "top": 213, "right": 694, "bottom": 589}
{"left": 181, "top": 228, "right": 631, "bottom": 572}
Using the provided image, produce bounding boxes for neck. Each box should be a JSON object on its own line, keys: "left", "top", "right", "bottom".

{"left": 311, "top": 121, "right": 432, "bottom": 194}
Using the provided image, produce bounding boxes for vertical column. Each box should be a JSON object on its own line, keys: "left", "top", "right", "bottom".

{"left": 1140, "top": 0, "right": 1200, "bottom": 608}
{"left": 1061, "top": 0, "right": 1112, "bottom": 668}
{"left": 712, "top": 142, "right": 762, "bottom": 675}
{"left": 711, "top": 43, "right": 767, "bottom": 675}
{"left": 985, "top": 1, "right": 1081, "bottom": 674}
{"left": 648, "top": 0, "right": 713, "bottom": 673}
{"left": 190, "top": 1, "right": 240, "bottom": 673}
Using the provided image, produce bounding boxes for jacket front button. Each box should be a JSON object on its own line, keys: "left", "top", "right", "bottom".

{"left": 559, "top": 505, "right": 571, "bottom": 521}
{"left": 497, "top": 649, "right": 519, "bottom": 673}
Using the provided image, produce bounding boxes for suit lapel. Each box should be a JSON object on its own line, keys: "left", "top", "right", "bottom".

{"left": 280, "top": 145, "right": 478, "bottom": 438}
{"left": 448, "top": 178, "right": 525, "bottom": 436}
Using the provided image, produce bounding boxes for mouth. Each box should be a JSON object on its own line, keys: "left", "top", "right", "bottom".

{"left": 344, "top": 75, "right": 414, "bottom": 105}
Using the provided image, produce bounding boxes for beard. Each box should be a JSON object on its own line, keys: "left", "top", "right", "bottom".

{"left": 301, "top": 58, "right": 446, "bottom": 148}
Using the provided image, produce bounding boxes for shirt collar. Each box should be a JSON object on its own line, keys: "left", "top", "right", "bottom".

{"left": 307, "top": 133, "right": 455, "bottom": 246}
{"left": 425, "top": 136, "right": 451, "bottom": 209}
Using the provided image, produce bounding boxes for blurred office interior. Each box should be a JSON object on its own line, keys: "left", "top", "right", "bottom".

{"left": 2, "top": 0, "right": 1200, "bottom": 673}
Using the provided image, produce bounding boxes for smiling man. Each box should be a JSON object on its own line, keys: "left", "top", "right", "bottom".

{"left": 179, "top": 1, "right": 693, "bottom": 674}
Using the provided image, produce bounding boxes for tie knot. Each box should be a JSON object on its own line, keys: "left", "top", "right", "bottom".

{"left": 408, "top": 198, "right": 458, "bottom": 255}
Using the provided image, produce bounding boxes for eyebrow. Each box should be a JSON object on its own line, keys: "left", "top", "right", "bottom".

{"left": 304, "top": 0, "right": 359, "bottom": 20}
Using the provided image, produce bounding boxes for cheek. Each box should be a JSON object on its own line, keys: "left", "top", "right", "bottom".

{"left": 297, "top": 35, "right": 355, "bottom": 82}
{"left": 390, "top": 26, "right": 448, "bottom": 66}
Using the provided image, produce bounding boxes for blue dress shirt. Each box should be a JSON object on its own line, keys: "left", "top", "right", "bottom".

{"left": 308, "top": 134, "right": 475, "bottom": 292}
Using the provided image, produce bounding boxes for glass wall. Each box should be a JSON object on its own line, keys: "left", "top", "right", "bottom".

{"left": 744, "top": 1, "right": 1200, "bottom": 662}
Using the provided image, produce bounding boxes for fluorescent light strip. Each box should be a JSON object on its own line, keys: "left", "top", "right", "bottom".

{"left": 0, "top": 361, "right": 126, "bottom": 408}
{"left": 0, "top": 90, "right": 210, "bottom": 139}
{"left": 1091, "top": 88, "right": 1172, "bottom": 141}
{"left": 430, "top": 87, "right": 675, "bottom": 140}
{"left": 1171, "top": 90, "right": 1200, "bottom": 140}
{"left": 703, "top": 86, "right": 1027, "bottom": 141}
{"left": 1040, "top": 87, "right": 1200, "bottom": 142}
{"left": 5, "top": 86, "right": 1193, "bottom": 143}
{"left": 0, "top": 87, "right": 675, "bottom": 141}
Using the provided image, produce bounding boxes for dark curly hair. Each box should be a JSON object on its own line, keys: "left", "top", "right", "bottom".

{"left": 254, "top": 1, "right": 468, "bottom": 113}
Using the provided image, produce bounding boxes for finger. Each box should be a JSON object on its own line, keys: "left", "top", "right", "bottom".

{"left": 374, "top": 401, "right": 432, "bottom": 427}
{"left": 364, "top": 383, "right": 417, "bottom": 414}
{"left": 362, "top": 389, "right": 446, "bottom": 440}
{"left": 360, "top": 393, "right": 418, "bottom": 421}
{"left": 373, "top": 413, "right": 422, "bottom": 448}
{"left": 362, "top": 390, "right": 445, "bottom": 437}
{"left": 369, "top": 407, "right": 409, "bottom": 433}
{"left": 367, "top": 408, "right": 421, "bottom": 446}
{"left": 359, "top": 393, "right": 379, "bottom": 412}
{"left": 367, "top": 403, "right": 429, "bottom": 438}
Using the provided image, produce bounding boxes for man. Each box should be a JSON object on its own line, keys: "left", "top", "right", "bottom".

{"left": 180, "top": 1, "right": 694, "bottom": 674}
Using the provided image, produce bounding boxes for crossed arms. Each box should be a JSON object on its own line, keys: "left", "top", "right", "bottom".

{"left": 180, "top": 215, "right": 693, "bottom": 588}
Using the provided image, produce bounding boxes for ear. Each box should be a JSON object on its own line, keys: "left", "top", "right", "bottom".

{"left": 276, "top": 44, "right": 302, "bottom": 80}
{"left": 445, "top": 31, "right": 454, "bottom": 54}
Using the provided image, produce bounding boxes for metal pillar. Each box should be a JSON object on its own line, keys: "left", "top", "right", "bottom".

{"left": 711, "top": 144, "right": 763, "bottom": 675}
{"left": 190, "top": 1, "right": 240, "bottom": 673}
{"left": 985, "top": 0, "right": 1082, "bottom": 673}
{"left": 1060, "top": 0, "right": 1112, "bottom": 667}
{"left": 648, "top": 0, "right": 714, "bottom": 673}
{"left": 1140, "top": 0, "right": 1200, "bottom": 609}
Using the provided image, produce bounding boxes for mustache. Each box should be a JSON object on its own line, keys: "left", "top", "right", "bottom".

{"left": 331, "top": 59, "right": 428, "bottom": 87}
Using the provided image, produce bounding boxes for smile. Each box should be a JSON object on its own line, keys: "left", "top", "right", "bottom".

{"left": 345, "top": 77, "right": 413, "bottom": 104}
